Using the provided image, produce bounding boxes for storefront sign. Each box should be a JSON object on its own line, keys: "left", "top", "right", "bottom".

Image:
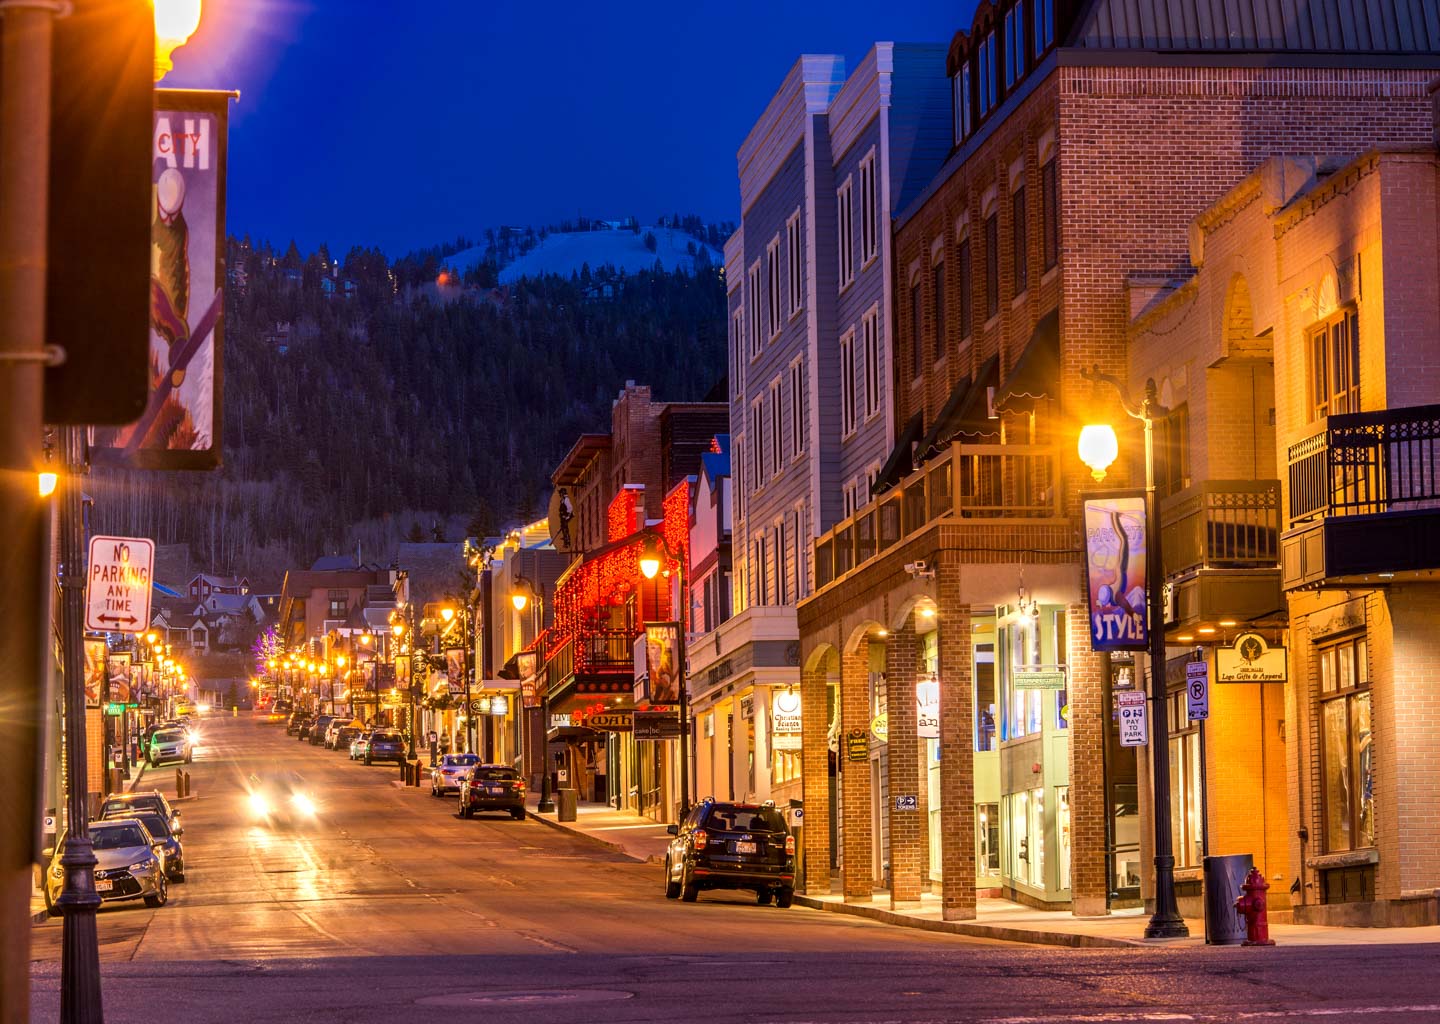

{"left": 1082, "top": 493, "right": 1149, "bottom": 652}
{"left": 634, "top": 711, "right": 681, "bottom": 740}
{"left": 845, "top": 730, "right": 869, "bottom": 762}
{"left": 740, "top": 694, "right": 754, "bottom": 719}
{"left": 587, "top": 712, "right": 632, "bottom": 731}
{"left": 643, "top": 622, "right": 681, "bottom": 705}
{"left": 916, "top": 676, "right": 939, "bottom": 739}
{"left": 772, "top": 690, "right": 802, "bottom": 733}
{"left": 1015, "top": 669, "right": 1067, "bottom": 691}
{"left": 549, "top": 713, "right": 572, "bottom": 729}
{"left": 488, "top": 695, "right": 510, "bottom": 716}
{"left": 1217, "top": 632, "right": 1287, "bottom": 684}
{"left": 1117, "top": 690, "right": 1147, "bottom": 747}
{"left": 870, "top": 711, "right": 888, "bottom": 744}
{"left": 1185, "top": 661, "right": 1210, "bottom": 720}
{"left": 104, "top": 702, "right": 125, "bottom": 717}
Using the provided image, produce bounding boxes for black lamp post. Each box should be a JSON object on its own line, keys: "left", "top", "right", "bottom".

{"left": 639, "top": 531, "right": 692, "bottom": 817}
{"left": 512, "top": 574, "right": 550, "bottom": 812}
{"left": 1080, "top": 367, "right": 1189, "bottom": 940}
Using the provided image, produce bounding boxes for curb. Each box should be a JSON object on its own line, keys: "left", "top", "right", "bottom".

{"left": 523, "top": 810, "right": 661, "bottom": 863}
{"left": 791, "top": 894, "right": 1145, "bottom": 949}
{"left": 31, "top": 907, "right": 49, "bottom": 925}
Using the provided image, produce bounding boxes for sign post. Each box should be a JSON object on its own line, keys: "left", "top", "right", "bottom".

{"left": 85, "top": 536, "right": 154, "bottom": 634}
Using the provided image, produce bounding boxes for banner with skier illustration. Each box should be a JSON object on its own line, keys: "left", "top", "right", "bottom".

{"left": 1082, "top": 493, "right": 1149, "bottom": 652}
{"left": 94, "top": 90, "right": 230, "bottom": 469}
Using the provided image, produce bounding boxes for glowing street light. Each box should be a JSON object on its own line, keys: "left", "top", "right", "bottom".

{"left": 153, "top": 0, "right": 203, "bottom": 82}
{"left": 1077, "top": 423, "right": 1119, "bottom": 482}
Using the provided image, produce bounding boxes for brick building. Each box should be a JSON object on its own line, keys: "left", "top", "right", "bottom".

{"left": 796, "top": 0, "right": 1440, "bottom": 922}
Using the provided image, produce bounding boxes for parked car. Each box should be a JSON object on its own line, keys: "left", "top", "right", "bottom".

{"left": 430, "top": 753, "right": 479, "bottom": 796}
{"left": 244, "top": 770, "right": 320, "bottom": 827}
{"left": 273, "top": 698, "right": 293, "bottom": 715}
{"left": 285, "top": 712, "right": 312, "bottom": 737}
{"left": 107, "top": 809, "right": 185, "bottom": 881}
{"left": 663, "top": 798, "right": 795, "bottom": 906}
{"left": 146, "top": 727, "right": 193, "bottom": 767}
{"left": 362, "top": 730, "right": 405, "bottom": 766}
{"left": 306, "top": 715, "right": 336, "bottom": 745}
{"left": 43, "top": 819, "right": 168, "bottom": 915}
{"left": 334, "top": 725, "right": 362, "bottom": 753}
{"left": 99, "top": 790, "right": 180, "bottom": 832}
{"left": 457, "top": 764, "right": 526, "bottom": 820}
{"left": 348, "top": 731, "right": 371, "bottom": 760}
{"left": 322, "top": 719, "right": 346, "bottom": 748}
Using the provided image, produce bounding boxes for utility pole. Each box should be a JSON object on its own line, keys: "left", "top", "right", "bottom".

{"left": 0, "top": 4, "right": 58, "bottom": 1020}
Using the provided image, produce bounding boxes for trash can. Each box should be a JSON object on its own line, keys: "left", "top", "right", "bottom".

{"left": 1203, "top": 853, "right": 1254, "bottom": 945}
{"left": 557, "top": 788, "right": 578, "bottom": 822}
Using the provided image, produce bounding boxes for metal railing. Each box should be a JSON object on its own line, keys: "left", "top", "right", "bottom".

{"left": 1287, "top": 404, "right": 1440, "bottom": 523}
{"left": 814, "top": 440, "right": 1059, "bottom": 590}
{"left": 544, "top": 629, "right": 636, "bottom": 691}
{"left": 1159, "top": 480, "right": 1280, "bottom": 578}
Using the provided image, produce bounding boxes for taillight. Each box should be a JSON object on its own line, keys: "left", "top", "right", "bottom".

{"left": 512, "top": 781, "right": 525, "bottom": 791}
{"left": 785, "top": 835, "right": 796, "bottom": 855}
{"left": 692, "top": 829, "right": 708, "bottom": 848}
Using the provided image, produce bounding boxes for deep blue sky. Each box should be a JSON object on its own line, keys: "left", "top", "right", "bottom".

{"left": 166, "top": 1, "right": 969, "bottom": 257}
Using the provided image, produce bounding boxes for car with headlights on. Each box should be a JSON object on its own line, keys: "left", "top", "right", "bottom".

{"left": 457, "top": 764, "right": 526, "bottom": 819}
{"left": 106, "top": 809, "right": 185, "bottom": 881}
{"left": 146, "top": 727, "right": 193, "bottom": 767}
{"left": 244, "top": 770, "right": 320, "bottom": 826}
{"left": 429, "top": 753, "right": 479, "bottom": 796}
{"left": 306, "top": 714, "right": 336, "bottom": 745}
{"left": 663, "top": 798, "right": 795, "bottom": 906}
{"left": 43, "top": 819, "right": 169, "bottom": 915}
{"left": 99, "top": 790, "right": 181, "bottom": 833}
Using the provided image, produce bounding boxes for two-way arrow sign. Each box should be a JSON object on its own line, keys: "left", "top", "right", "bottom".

{"left": 85, "top": 535, "right": 154, "bottom": 635}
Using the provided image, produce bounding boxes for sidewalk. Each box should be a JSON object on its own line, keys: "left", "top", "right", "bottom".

{"left": 523, "top": 793, "right": 672, "bottom": 864}
{"left": 795, "top": 890, "right": 1440, "bottom": 948}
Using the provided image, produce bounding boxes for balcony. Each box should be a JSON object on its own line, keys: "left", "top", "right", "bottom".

{"left": 813, "top": 441, "right": 1060, "bottom": 591}
{"left": 543, "top": 628, "right": 639, "bottom": 707}
{"left": 1159, "top": 480, "right": 1284, "bottom": 635}
{"left": 1283, "top": 404, "right": 1440, "bottom": 589}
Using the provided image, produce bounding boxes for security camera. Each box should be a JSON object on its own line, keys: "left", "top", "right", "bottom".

{"left": 904, "top": 560, "right": 934, "bottom": 578}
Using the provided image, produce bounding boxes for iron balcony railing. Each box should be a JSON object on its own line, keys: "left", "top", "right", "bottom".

{"left": 1287, "top": 404, "right": 1440, "bottom": 524}
{"left": 543, "top": 629, "right": 637, "bottom": 691}
{"left": 1159, "top": 480, "right": 1281, "bottom": 578}
{"left": 814, "top": 440, "right": 1059, "bottom": 590}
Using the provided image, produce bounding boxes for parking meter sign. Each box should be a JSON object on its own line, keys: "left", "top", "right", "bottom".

{"left": 1186, "top": 661, "right": 1210, "bottom": 721}
{"left": 1117, "top": 690, "right": 1147, "bottom": 747}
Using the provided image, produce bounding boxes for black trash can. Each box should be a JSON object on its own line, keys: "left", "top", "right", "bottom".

{"left": 1203, "top": 853, "right": 1254, "bottom": 945}
{"left": 557, "top": 788, "right": 578, "bottom": 822}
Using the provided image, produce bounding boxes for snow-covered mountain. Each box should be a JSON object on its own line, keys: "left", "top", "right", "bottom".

{"left": 446, "top": 226, "right": 720, "bottom": 283}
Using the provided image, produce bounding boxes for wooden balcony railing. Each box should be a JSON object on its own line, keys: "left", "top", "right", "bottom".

{"left": 814, "top": 441, "right": 1059, "bottom": 590}
{"left": 1287, "top": 404, "right": 1440, "bottom": 524}
{"left": 1159, "top": 480, "right": 1280, "bottom": 578}
{"left": 543, "top": 628, "right": 637, "bottom": 692}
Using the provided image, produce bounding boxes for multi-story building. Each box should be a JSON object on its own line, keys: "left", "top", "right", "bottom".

{"left": 797, "top": 0, "right": 1440, "bottom": 923}
{"left": 708, "top": 43, "right": 951, "bottom": 811}
{"left": 1130, "top": 136, "right": 1440, "bottom": 926}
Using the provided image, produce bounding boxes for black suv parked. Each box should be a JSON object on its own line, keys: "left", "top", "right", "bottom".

{"left": 664, "top": 798, "right": 795, "bottom": 906}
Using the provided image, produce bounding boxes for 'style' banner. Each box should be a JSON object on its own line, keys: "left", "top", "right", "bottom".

{"left": 1082, "top": 493, "right": 1149, "bottom": 652}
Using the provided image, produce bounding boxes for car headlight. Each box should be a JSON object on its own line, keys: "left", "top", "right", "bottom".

{"left": 248, "top": 792, "right": 270, "bottom": 816}
{"left": 129, "top": 860, "right": 155, "bottom": 872}
{"left": 291, "top": 793, "right": 316, "bottom": 816}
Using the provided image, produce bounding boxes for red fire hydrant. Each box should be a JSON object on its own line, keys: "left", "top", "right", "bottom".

{"left": 1234, "top": 867, "right": 1276, "bottom": 946}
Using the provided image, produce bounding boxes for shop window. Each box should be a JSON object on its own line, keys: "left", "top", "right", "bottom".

{"left": 1009, "top": 789, "right": 1045, "bottom": 889}
{"left": 1002, "top": 612, "right": 1043, "bottom": 740}
{"left": 1320, "top": 636, "right": 1374, "bottom": 853}
{"left": 1308, "top": 305, "right": 1360, "bottom": 421}
{"left": 1054, "top": 609, "right": 1069, "bottom": 730}
{"left": 1057, "top": 787, "right": 1071, "bottom": 891}
{"left": 977, "top": 803, "right": 1000, "bottom": 874}
{"left": 974, "top": 641, "right": 996, "bottom": 751}
{"left": 1166, "top": 689, "right": 1204, "bottom": 869}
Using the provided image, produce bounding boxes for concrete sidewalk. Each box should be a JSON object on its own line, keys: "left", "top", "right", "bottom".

{"left": 796, "top": 890, "right": 1440, "bottom": 948}
{"left": 523, "top": 793, "right": 672, "bottom": 864}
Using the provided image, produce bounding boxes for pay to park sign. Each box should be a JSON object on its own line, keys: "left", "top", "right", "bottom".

{"left": 85, "top": 535, "right": 154, "bottom": 634}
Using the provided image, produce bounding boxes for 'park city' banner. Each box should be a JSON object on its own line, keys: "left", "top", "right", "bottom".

{"left": 94, "top": 90, "right": 230, "bottom": 470}
{"left": 1082, "top": 493, "right": 1149, "bottom": 652}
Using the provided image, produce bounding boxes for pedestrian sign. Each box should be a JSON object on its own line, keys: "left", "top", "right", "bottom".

{"left": 85, "top": 535, "right": 153, "bottom": 634}
{"left": 1117, "top": 690, "right": 1147, "bottom": 747}
{"left": 1186, "top": 661, "right": 1210, "bottom": 721}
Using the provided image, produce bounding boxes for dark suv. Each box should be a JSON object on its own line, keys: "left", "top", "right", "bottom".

{"left": 285, "top": 711, "right": 312, "bottom": 737}
{"left": 457, "top": 764, "right": 526, "bottom": 819}
{"left": 664, "top": 799, "right": 795, "bottom": 906}
{"left": 363, "top": 730, "right": 405, "bottom": 765}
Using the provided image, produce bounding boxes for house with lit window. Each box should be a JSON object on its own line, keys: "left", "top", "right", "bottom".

{"left": 795, "top": 0, "right": 1440, "bottom": 925}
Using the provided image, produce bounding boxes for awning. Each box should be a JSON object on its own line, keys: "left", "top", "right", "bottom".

{"left": 871, "top": 411, "right": 925, "bottom": 497}
{"left": 916, "top": 353, "right": 1001, "bottom": 460}
{"left": 993, "top": 309, "right": 1059, "bottom": 413}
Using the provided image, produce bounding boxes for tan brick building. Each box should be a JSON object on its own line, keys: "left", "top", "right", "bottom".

{"left": 796, "top": 0, "right": 1440, "bottom": 921}
{"left": 1131, "top": 142, "right": 1440, "bottom": 926}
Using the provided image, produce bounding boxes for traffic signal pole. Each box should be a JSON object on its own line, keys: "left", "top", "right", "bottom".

{"left": 0, "top": 4, "right": 59, "bottom": 1021}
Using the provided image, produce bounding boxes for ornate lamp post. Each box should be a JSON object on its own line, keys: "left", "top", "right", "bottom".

{"left": 512, "top": 575, "right": 550, "bottom": 812}
{"left": 639, "top": 531, "right": 692, "bottom": 816}
{"left": 1079, "top": 367, "right": 1189, "bottom": 940}
{"left": 440, "top": 605, "right": 474, "bottom": 754}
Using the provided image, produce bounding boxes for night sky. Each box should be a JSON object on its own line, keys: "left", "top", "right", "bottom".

{"left": 164, "top": 1, "right": 970, "bottom": 256}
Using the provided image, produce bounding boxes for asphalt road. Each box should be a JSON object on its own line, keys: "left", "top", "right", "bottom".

{"left": 28, "top": 715, "right": 1440, "bottom": 1023}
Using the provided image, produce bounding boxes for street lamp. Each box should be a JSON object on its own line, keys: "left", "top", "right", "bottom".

{"left": 638, "top": 532, "right": 692, "bottom": 816}
{"left": 153, "top": 0, "right": 203, "bottom": 82}
{"left": 512, "top": 574, "right": 551, "bottom": 812}
{"left": 1080, "top": 367, "right": 1189, "bottom": 940}
{"left": 439, "top": 604, "right": 476, "bottom": 754}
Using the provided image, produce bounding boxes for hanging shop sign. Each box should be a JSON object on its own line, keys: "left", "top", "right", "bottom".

{"left": 1117, "top": 690, "right": 1148, "bottom": 747}
{"left": 1015, "top": 668, "right": 1067, "bottom": 691}
{"left": 771, "top": 689, "right": 802, "bottom": 751}
{"left": 845, "top": 730, "right": 870, "bottom": 762}
{"left": 1217, "top": 632, "right": 1287, "bottom": 684}
{"left": 870, "top": 711, "right": 889, "bottom": 744}
{"left": 634, "top": 711, "right": 681, "bottom": 740}
{"left": 488, "top": 695, "right": 510, "bottom": 716}
{"left": 1082, "top": 493, "right": 1149, "bottom": 652}
{"left": 85, "top": 535, "right": 154, "bottom": 633}
{"left": 93, "top": 91, "right": 232, "bottom": 470}
{"left": 916, "top": 675, "right": 939, "bottom": 739}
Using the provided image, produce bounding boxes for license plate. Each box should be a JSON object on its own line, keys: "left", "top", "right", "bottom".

{"left": 735, "top": 841, "right": 756, "bottom": 855}
{"left": 486, "top": 785, "right": 503, "bottom": 795}
{"left": 95, "top": 879, "right": 113, "bottom": 892}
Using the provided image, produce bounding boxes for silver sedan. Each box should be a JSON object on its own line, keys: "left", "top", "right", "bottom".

{"left": 430, "top": 753, "right": 479, "bottom": 797}
{"left": 43, "top": 819, "right": 168, "bottom": 916}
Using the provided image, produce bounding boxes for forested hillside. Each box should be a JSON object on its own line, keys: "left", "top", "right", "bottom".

{"left": 89, "top": 229, "right": 729, "bottom": 578}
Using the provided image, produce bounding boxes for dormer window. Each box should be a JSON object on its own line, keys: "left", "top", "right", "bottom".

{"left": 1003, "top": 6, "right": 1022, "bottom": 90}
{"left": 953, "top": 60, "right": 972, "bottom": 142}
{"left": 1033, "top": 0, "right": 1055, "bottom": 57}
{"left": 978, "top": 33, "right": 996, "bottom": 116}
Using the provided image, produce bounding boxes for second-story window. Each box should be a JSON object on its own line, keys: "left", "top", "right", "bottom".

{"left": 933, "top": 259, "right": 946, "bottom": 362}
{"left": 750, "top": 402, "right": 763, "bottom": 487}
{"left": 953, "top": 61, "right": 972, "bottom": 143}
{"left": 837, "top": 178, "right": 855, "bottom": 287}
{"left": 860, "top": 150, "right": 879, "bottom": 266}
{"left": 1034, "top": 0, "right": 1055, "bottom": 57}
{"left": 789, "top": 359, "right": 806, "bottom": 455}
{"left": 1012, "top": 184, "right": 1028, "bottom": 295}
{"left": 1157, "top": 403, "right": 1190, "bottom": 499}
{"left": 747, "top": 262, "right": 762, "bottom": 358}
{"left": 959, "top": 234, "right": 973, "bottom": 339}
{"left": 787, "top": 210, "right": 804, "bottom": 317}
{"left": 863, "top": 306, "right": 881, "bottom": 419}
{"left": 766, "top": 236, "right": 781, "bottom": 339}
{"left": 327, "top": 590, "right": 348, "bottom": 619}
{"left": 1003, "top": 5, "right": 1022, "bottom": 90}
{"left": 910, "top": 278, "right": 923, "bottom": 379}
{"left": 770, "top": 378, "right": 783, "bottom": 475}
{"left": 1041, "top": 158, "right": 1058, "bottom": 271}
{"left": 840, "top": 329, "right": 857, "bottom": 436}
{"left": 985, "top": 212, "right": 1000, "bottom": 320}
{"left": 730, "top": 306, "right": 743, "bottom": 385}
{"left": 978, "top": 33, "right": 996, "bottom": 116}
{"left": 1308, "top": 306, "right": 1360, "bottom": 420}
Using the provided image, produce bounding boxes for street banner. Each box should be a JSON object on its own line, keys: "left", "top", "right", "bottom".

{"left": 517, "top": 651, "right": 540, "bottom": 708}
{"left": 394, "top": 654, "right": 412, "bottom": 694}
{"left": 445, "top": 649, "right": 466, "bottom": 695}
{"left": 643, "top": 622, "right": 681, "bottom": 706}
{"left": 1217, "top": 632, "right": 1287, "bottom": 684}
{"left": 915, "top": 675, "right": 939, "bottom": 739}
{"left": 84, "top": 639, "right": 107, "bottom": 708}
{"left": 93, "top": 89, "right": 230, "bottom": 469}
{"left": 1082, "top": 493, "right": 1149, "bottom": 652}
{"left": 106, "top": 653, "right": 132, "bottom": 706}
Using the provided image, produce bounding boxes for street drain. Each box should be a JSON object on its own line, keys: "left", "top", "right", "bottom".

{"left": 418, "top": 989, "right": 633, "bottom": 1008}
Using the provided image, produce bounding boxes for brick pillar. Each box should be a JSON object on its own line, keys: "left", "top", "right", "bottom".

{"left": 841, "top": 638, "right": 874, "bottom": 902}
{"left": 1067, "top": 599, "right": 1110, "bottom": 916}
{"left": 800, "top": 660, "right": 832, "bottom": 895}
{"left": 887, "top": 623, "right": 924, "bottom": 907}
{"left": 935, "top": 564, "right": 975, "bottom": 920}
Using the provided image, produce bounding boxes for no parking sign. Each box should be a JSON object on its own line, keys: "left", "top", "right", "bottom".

{"left": 1186, "top": 661, "right": 1210, "bottom": 721}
